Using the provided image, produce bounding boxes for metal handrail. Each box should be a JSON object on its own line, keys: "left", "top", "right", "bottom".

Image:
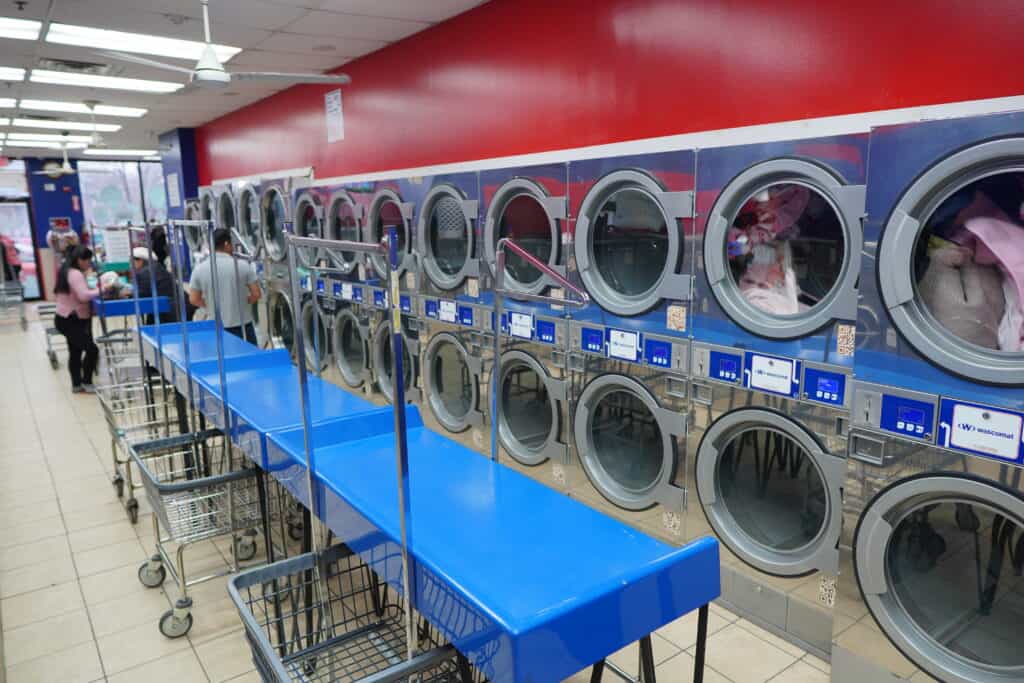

{"left": 490, "top": 237, "right": 589, "bottom": 463}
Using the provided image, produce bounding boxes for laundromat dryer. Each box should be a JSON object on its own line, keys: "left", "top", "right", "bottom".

{"left": 233, "top": 180, "right": 269, "bottom": 347}
{"left": 686, "top": 342, "right": 849, "bottom": 657}
{"left": 260, "top": 174, "right": 308, "bottom": 355}
{"left": 328, "top": 278, "right": 374, "bottom": 394}
{"left": 366, "top": 283, "right": 421, "bottom": 405}
{"left": 416, "top": 171, "right": 484, "bottom": 303}
{"left": 417, "top": 292, "right": 492, "bottom": 450}
{"left": 298, "top": 267, "right": 333, "bottom": 374}
{"left": 567, "top": 317, "right": 689, "bottom": 541}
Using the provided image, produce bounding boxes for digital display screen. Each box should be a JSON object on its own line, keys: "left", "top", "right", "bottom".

{"left": 458, "top": 305, "right": 474, "bottom": 326}
{"left": 644, "top": 339, "right": 671, "bottom": 367}
{"left": 536, "top": 320, "right": 556, "bottom": 344}
{"left": 581, "top": 328, "right": 604, "bottom": 353}
{"left": 898, "top": 406, "right": 926, "bottom": 424}
{"left": 424, "top": 300, "right": 439, "bottom": 318}
{"left": 817, "top": 377, "right": 839, "bottom": 394}
{"left": 720, "top": 359, "right": 738, "bottom": 375}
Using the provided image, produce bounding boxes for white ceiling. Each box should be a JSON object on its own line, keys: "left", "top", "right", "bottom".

{"left": 0, "top": 0, "right": 487, "bottom": 158}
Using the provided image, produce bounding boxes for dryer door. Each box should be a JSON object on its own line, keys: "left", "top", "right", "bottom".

{"left": 293, "top": 191, "right": 324, "bottom": 267}
{"left": 855, "top": 474, "right": 1024, "bottom": 683}
{"left": 695, "top": 408, "right": 843, "bottom": 576}
{"left": 366, "top": 189, "right": 413, "bottom": 278}
{"left": 218, "top": 190, "right": 236, "bottom": 241}
{"left": 877, "top": 140, "right": 1024, "bottom": 385}
{"left": 497, "top": 350, "right": 565, "bottom": 466}
{"left": 300, "top": 297, "right": 330, "bottom": 371}
{"left": 703, "top": 159, "right": 864, "bottom": 339}
{"left": 261, "top": 186, "right": 290, "bottom": 264}
{"left": 326, "top": 191, "right": 362, "bottom": 274}
{"left": 236, "top": 184, "right": 262, "bottom": 257}
{"left": 418, "top": 184, "right": 479, "bottom": 291}
{"left": 192, "top": 188, "right": 215, "bottom": 255}
{"left": 268, "top": 289, "right": 294, "bottom": 352}
{"left": 372, "top": 318, "right": 417, "bottom": 404}
{"left": 575, "top": 170, "right": 693, "bottom": 315}
{"left": 573, "top": 374, "right": 683, "bottom": 510}
{"left": 424, "top": 332, "right": 483, "bottom": 433}
{"left": 333, "top": 307, "right": 369, "bottom": 388}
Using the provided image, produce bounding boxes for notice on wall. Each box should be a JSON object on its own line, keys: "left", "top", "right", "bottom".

{"left": 325, "top": 89, "right": 344, "bottom": 143}
{"left": 101, "top": 227, "right": 131, "bottom": 264}
{"left": 166, "top": 172, "right": 181, "bottom": 208}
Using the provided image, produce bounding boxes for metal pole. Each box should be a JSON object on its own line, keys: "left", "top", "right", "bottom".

{"left": 203, "top": 220, "right": 234, "bottom": 470}
{"left": 167, "top": 222, "right": 195, "bottom": 435}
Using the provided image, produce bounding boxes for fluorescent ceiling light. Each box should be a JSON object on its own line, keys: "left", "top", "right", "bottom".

{"left": 30, "top": 69, "right": 181, "bottom": 93}
{"left": 0, "top": 98, "right": 14, "bottom": 108}
{"left": 142, "top": 156, "right": 161, "bottom": 161}
{"left": 46, "top": 22, "right": 240, "bottom": 63}
{"left": 83, "top": 148, "right": 157, "bottom": 156}
{"left": 8, "top": 132, "right": 92, "bottom": 142}
{"left": 11, "top": 118, "right": 121, "bottom": 132}
{"left": 0, "top": 17, "right": 40, "bottom": 41}
{"left": 18, "top": 99, "right": 147, "bottom": 117}
{"left": 4, "top": 141, "right": 88, "bottom": 149}
{"left": 0, "top": 67, "right": 24, "bottom": 81}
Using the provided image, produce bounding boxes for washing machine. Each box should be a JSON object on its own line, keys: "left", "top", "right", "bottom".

{"left": 480, "top": 163, "right": 568, "bottom": 307}
{"left": 367, "top": 283, "right": 421, "bottom": 405}
{"left": 693, "top": 135, "right": 867, "bottom": 371}
{"left": 489, "top": 299, "right": 573, "bottom": 491}
{"left": 832, "top": 381, "right": 1024, "bottom": 682}
{"left": 260, "top": 174, "right": 307, "bottom": 355}
{"left": 417, "top": 292, "right": 492, "bottom": 450}
{"left": 685, "top": 341, "right": 849, "bottom": 657}
{"left": 566, "top": 317, "right": 689, "bottom": 541}
{"left": 566, "top": 150, "right": 695, "bottom": 338}
{"left": 329, "top": 278, "right": 374, "bottom": 394}
{"left": 415, "top": 171, "right": 484, "bottom": 303}
{"left": 855, "top": 110, "right": 1024, "bottom": 411}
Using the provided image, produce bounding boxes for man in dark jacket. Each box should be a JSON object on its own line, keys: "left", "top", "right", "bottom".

{"left": 132, "top": 246, "right": 179, "bottom": 323}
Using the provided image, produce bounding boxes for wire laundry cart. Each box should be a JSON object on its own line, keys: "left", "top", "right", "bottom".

{"left": 36, "top": 302, "right": 65, "bottom": 368}
{"left": 0, "top": 264, "right": 26, "bottom": 331}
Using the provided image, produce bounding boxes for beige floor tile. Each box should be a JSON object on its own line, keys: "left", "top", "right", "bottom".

{"left": 0, "top": 515, "right": 65, "bottom": 549}
{"left": 96, "top": 618, "right": 192, "bottom": 674}
{"left": 0, "top": 556, "right": 77, "bottom": 598}
{"left": 833, "top": 619, "right": 916, "bottom": 679}
{"left": 194, "top": 629, "right": 255, "bottom": 682}
{"left": 0, "top": 533, "right": 70, "bottom": 572}
{"left": 0, "top": 484, "right": 56, "bottom": 511}
{"left": 80, "top": 562, "right": 154, "bottom": 606}
{"left": 656, "top": 606, "right": 731, "bottom": 650}
{"left": 1, "top": 608, "right": 93, "bottom": 666}
{"left": 698, "top": 623, "right": 798, "bottom": 683}
{"left": 50, "top": 460, "right": 110, "bottom": 484}
{"left": 770, "top": 660, "right": 829, "bottom": 682}
{"left": 224, "top": 671, "right": 260, "bottom": 683}
{"left": 608, "top": 633, "right": 680, "bottom": 671}
{"left": 107, "top": 648, "right": 209, "bottom": 683}
{"left": 68, "top": 519, "right": 139, "bottom": 553}
{"left": 709, "top": 601, "right": 740, "bottom": 623}
{"left": 801, "top": 654, "right": 830, "bottom": 674}
{"left": 655, "top": 651, "right": 732, "bottom": 683}
{"left": 0, "top": 498, "right": 61, "bottom": 529}
{"left": 88, "top": 585, "right": 172, "bottom": 638}
{"left": 4, "top": 640, "right": 104, "bottom": 683}
{"left": 1, "top": 580, "right": 84, "bottom": 630}
{"left": 74, "top": 537, "right": 146, "bottom": 577}
{"left": 735, "top": 619, "right": 810, "bottom": 659}
{"left": 65, "top": 500, "right": 134, "bottom": 531}
{"left": 185, "top": 594, "right": 246, "bottom": 645}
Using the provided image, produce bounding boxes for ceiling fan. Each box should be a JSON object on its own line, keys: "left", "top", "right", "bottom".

{"left": 96, "top": 0, "right": 351, "bottom": 89}
{"left": 31, "top": 134, "right": 76, "bottom": 178}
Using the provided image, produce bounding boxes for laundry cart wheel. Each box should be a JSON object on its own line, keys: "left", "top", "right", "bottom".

{"left": 112, "top": 473, "right": 124, "bottom": 499}
{"left": 159, "top": 609, "right": 192, "bottom": 638}
{"left": 138, "top": 560, "right": 166, "bottom": 588}
{"left": 125, "top": 498, "right": 139, "bottom": 524}
{"left": 234, "top": 535, "right": 257, "bottom": 562}
{"left": 48, "top": 351, "right": 58, "bottom": 369}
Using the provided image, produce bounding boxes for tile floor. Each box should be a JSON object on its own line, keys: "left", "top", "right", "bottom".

{"left": 0, "top": 314, "right": 831, "bottom": 682}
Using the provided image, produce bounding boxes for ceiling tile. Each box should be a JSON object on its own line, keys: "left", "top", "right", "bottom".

{"left": 317, "top": 0, "right": 486, "bottom": 23}
{"left": 282, "top": 10, "right": 428, "bottom": 41}
{"left": 230, "top": 50, "right": 345, "bottom": 71}
{"left": 145, "top": 0, "right": 313, "bottom": 32}
{"left": 258, "top": 31, "right": 384, "bottom": 57}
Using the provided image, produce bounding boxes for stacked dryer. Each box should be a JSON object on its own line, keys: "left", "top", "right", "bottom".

{"left": 292, "top": 182, "right": 333, "bottom": 373}
{"left": 234, "top": 180, "right": 268, "bottom": 347}
{"left": 834, "top": 111, "right": 1024, "bottom": 683}
{"left": 688, "top": 135, "right": 867, "bottom": 656}
{"left": 260, "top": 174, "right": 307, "bottom": 355}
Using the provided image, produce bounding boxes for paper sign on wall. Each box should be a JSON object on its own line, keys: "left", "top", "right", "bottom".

{"left": 166, "top": 172, "right": 181, "bottom": 208}
{"left": 325, "top": 89, "right": 344, "bottom": 143}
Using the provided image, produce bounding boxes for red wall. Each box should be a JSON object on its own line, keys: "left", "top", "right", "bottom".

{"left": 196, "top": 0, "right": 1024, "bottom": 184}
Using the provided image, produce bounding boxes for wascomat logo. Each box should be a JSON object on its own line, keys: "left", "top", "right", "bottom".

{"left": 754, "top": 366, "right": 789, "bottom": 382}
{"left": 957, "top": 422, "right": 1017, "bottom": 442}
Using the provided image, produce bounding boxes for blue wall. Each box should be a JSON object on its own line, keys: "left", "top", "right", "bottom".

{"left": 159, "top": 128, "right": 199, "bottom": 221}
{"left": 25, "top": 158, "right": 83, "bottom": 245}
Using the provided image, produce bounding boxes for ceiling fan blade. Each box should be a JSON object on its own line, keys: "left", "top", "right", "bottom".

{"left": 232, "top": 71, "right": 351, "bottom": 85}
{"left": 96, "top": 50, "right": 195, "bottom": 75}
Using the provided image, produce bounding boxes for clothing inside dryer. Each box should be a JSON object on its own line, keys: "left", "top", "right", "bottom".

{"left": 374, "top": 199, "right": 406, "bottom": 254}
{"left": 886, "top": 499, "right": 1024, "bottom": 668}
{"left": 716, "top": 427, "right": 827, "bottom": 552}
{"left": 270, "top": 294, "right": 293, "bottom": 351}
{"left": 297, "top": 200, "right": 320, "bottom": 238}
{"left": 590, "top": 188, "right": 669, "bottom": 297}
{"left": 914, "top": 171, "right": 1024, "bottom": 352}
{"left": 431, "top": 341, "right": 473, "bottom": 420}
{"left": 429, "top": 194, "right": 469, "bottom": 276}
{"left": 726, "top": 183, "right": 845, "bottom": 316}
{"left": 590, "top": 390, "right": 663, "bottom": 494}
{"left": 241, "top": 191, "right": 260, "bottom": 250}
{"left": 498, "top": 194, "right": 552, "bottom": 286}
{"left": 330, "top": 200, "right": 360, "bottom": 264}
{"left": 501, "top": 362, "right": 553, "bottom": 452}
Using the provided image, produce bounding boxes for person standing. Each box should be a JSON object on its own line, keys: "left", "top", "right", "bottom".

{"left": 53, "top": 245, "right": 102, "bottom": 393}
{"left": 188, "top": 228, "right": 260, "bottom": 342}
{"left": 132, "top": 246, "right": 178, "bottom": 323}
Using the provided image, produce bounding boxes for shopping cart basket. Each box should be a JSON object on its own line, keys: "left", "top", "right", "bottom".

{"left": 228, "top": 543, "right": 475, "bottom": 682}
{"left": 0, "top": 275, "right": 25, "bottom": 330}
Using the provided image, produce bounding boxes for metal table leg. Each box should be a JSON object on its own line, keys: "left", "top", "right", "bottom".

{"left": 693, "top": 604, "right": 709, "bottom": 683}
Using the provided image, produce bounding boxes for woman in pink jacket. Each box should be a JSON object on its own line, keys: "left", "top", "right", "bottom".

{"left": 53, "top": 245, "right": 102, "bottom": 393}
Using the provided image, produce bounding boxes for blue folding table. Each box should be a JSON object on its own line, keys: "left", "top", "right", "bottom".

{"left": 139, "top": 321, "right": 262, "bottom": 396}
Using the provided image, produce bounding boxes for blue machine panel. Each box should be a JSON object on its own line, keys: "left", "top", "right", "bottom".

{"left": 605, "top": 327, "right": 642, "bottom": 363}
{"left": 938, "top": 399, "right": 1024, "bottom": 464}
{"left": 535, "top": 319, "right": 556, "bottom": 344}
{"left": 880, "top": 394, "right": 935, "bottom": 440}
{"left": 644, "top": 338, "right": 672, "bottom": 369}
{"left": 743, "top": 352, "right": 800, "bottom": 398}
{"left": 373, "top": 289, "right": 387, "bottom": 308}
{"left": 458, "top": 305, "right": 474, "bottom": 327}
{"left": 804, "top": 367, "right": 846, "bottom": 407}
{"left": 316, "top": 278, "right": 326, "bottom": 295}
{"left": 300, "top": 275, "right": 311, "bottom": 291}
{"left": 400, "top": 295, "right": 412, "bottom": 314}
{"left": 424, "top": 299, "right": 439, "bottom": 319}
{"left": 580, "top": 326, "right": 604, "bottom": 354}
{"left": 334, "top": 283, "right": 363, "bottom": 303}
{"left": 332, "top": 282, "right": 343, "bottom": 299}
{"left": 709, "top": 350, "right": 742, "bottom": 383}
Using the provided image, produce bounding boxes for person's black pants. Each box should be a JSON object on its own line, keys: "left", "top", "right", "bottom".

{"left": 225, "top": 322, "right": 257, "bottom": 345}
{"left": 55, "top": 313, "right": 99, "bottom": 387}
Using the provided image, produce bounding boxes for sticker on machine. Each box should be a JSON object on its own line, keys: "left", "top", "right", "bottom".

{"left": 948, "top": 403, "right": 1022, "bottom": 461}
{"left": 509, "top": 312, "right": 533, "bottom": 339}
{"left": 439, "top": 300, "right": 457, "bottom": 323}
{"left": 608, "top": 329, "right": 639, "bottom": 362}
{"left": 818, "top": 575, "right": 837, "bottom": 608}
{"left": 666, "top": 304, "right": 687, "bottom": 332}
{"left": 747, "top": 354, "right": 795, "bottom": 395}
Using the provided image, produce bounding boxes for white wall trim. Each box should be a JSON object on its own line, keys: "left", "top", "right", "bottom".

{"left": 211, "top": 165, "right": 313, "bottom": 188}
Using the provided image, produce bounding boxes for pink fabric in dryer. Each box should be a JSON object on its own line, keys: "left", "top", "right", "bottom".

{"left": 963, "top": 216, "right": 1024, "bottom": 351}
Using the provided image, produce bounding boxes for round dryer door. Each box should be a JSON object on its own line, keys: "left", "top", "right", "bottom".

{"left": 424, "top": 333, "right": 480, "bottom": 433}
{"left": 574, "top": 170, "right": 687, "bottom": 316}
{"left": 261, "top": 186, "right": 289, "bottom": 263}
{"left": 237, "top": 185, "right": 262, "bottom": 256}
{"left": 497, "top": 350, "right": 562, "bottom": 466}
{"left": 300, "top": 298, "right": 330, "bottom": 371}
{"left": 327, "top": 192, "right": 361, "bottom": 274}
{"left": 877, "top": 141, "right": 1024, "bottom": 385}
{"left": 855, "top": 475, "right": 1024, "bottom": 683}
{"left": 192, "top": 190, "right": 215, "bottom": 254}
{"left": 218, "top": 191, "right": 236, "bottom": 237}
{"left": 419, "top": 185, "right": 475, "bottom": 290}
{"left": 367, "top": 190, "right": 412, "bottom": 277}
{"left": 294, "top": 192, "right": 323, "bottom": 267}
{"left": 703, "top": 159, "right": 863, "bottom": 338}
{"left": 574, "top": 374, "right": 678, "bottom": 510}
{"left": 333, "top": 308, "right": 368, "bottom": 388}
{"left": 695, "top": 409, "right": 843, "bottom": 576}
{"left": 268, "top": 290, "right": 294, "bottom": 352}
{"left": 372, "top": 319, "right": 416, "bottom": 403}
{"left": 483, "top": 178, "right": 563, "bottom": 295}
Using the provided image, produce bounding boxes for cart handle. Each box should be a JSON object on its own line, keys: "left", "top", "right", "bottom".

{"left": 285, "top": 233, "right": 387, "bottom": 256}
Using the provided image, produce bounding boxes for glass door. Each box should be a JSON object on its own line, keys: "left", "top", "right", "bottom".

{"left": 0, "top": 200, "right": 41, "bottom": 299}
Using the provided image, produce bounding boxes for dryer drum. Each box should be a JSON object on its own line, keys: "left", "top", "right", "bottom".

{"left": 368, "top": 193, "right": 409, "bottom": 277}
{"left": 498, "top": 354, "right": 557, "bottom": 465}
{"left": 268, "top": 290, "right": 294, "bottom": 352}
{"left": 294, "top": 193, "right": 322, "bottom": 266}
{"left": 423, "top": 191, "right": 471, "bottom": 289}
{"left": 261, "top": 187, "right": 289, "bottom": 263}
{"left": 218, "top": 192, "right": 236, "bottom": 236}
{"left": 373, "top": 320, "right": 414, "bottom": 403}
{"left": 300, "top": 299, "right": 329, "bottom": 370}
{"left": 424, "top": 334, "right": 478, "bottom": 433}
{"left": 326, "top": 193, "right": 361, "bottom": 273}
{"left": 237, "top": 186, "right": 261, "bottom": 256}
{"left": 332, "top": 309, "right": 366, "bottom": 388}
{"left": 497, "top": 193, "right": 553, "bottom": 289}
{"left": 855, "top": 475, "right": 1024, "bottom": 682}
{"left": 192, "top": 190, "right": 214, "bottom": 253}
